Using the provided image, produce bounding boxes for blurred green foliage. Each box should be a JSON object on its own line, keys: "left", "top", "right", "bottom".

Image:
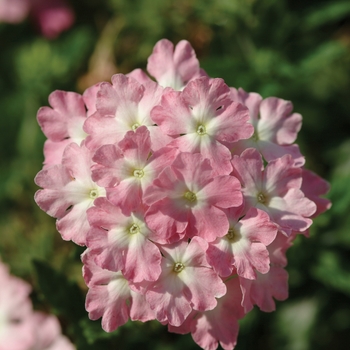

{"left": 0, "top": 0, "right": 350, "bottom": 349}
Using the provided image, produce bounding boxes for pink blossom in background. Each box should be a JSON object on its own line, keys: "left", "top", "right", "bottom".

{"left": 0, "top": 0, "right": 30, "bottom": 23}
{"left": 29, "top": 312, "right": 75, "bottom": 350}
{"left": 0, "top": 261, "right": 75, "bottom": 350}
{"left": 30, "top": 0, "right": 74, "bottom": 39}
{"left": 0, "top": 0, "right": 74, "bottom": 38}
{"left": 0, "top": 262, "right": 34, "bottom": 350}
{"left": 33, "top": 38, "right": 331, "bottom": 350}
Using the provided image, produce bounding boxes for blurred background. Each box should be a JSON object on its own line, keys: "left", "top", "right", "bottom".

{"left": 0, "top": 0, "right": 350, "bottom": 349}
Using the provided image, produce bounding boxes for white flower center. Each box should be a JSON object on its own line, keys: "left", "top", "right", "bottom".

{"left": 226, "top": 227, "right": 241, "bottom": 242}
{"left": 257, "top": 192, "right": 268, "bottom": 204}
{"left": 196, "top": 124, "right": 206, "bottom": 135}
{"left": 131, "top": 123, "right": 140, "bottom": 131}
{"left": 128, "top": 223, "right": 140, "bottom": 235}
{"left": 173, "top": 262, "right": 185, "bottom": 273}
{"left": 184, "top": 191, "right": 196, "bottom": 202}
{"left": 133, "top": 169, "right": 144, "bottom": 178}
{"left": 89, "top": 189, "right": 99, "bottom": 199}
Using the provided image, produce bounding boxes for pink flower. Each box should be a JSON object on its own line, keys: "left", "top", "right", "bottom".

{"left": 169, "top": 275, "right": 245, "bottom": 350}
{"left": 86, "top": 197, "right": 162, "bottom": 283}
{"left": 82, "top": 250, "right": 156, "bottom": 332}
{"left": 146, "top": 39, "right": 206, "bottom": 90}
{"left": 84, "top": 74, "right": 170, "bottom": 152}
{"left": 34, "top": 143, "right": 106, "bottom": 245}
{"left": 231, "top": 148, "right": 316, "bottom": 235}
{"left": 145, "top": 237, "right": 227, "bottom": 327}
{"left": 0, "top": 261, "right": 75, "bottom": 350}
{"left": 207, "top": 207, "right": 277, "bottom": 279}
{"left": 229, "top": 88, "right": 304, "bottom": 166}
{"left": 91, "top": 126, "right": 179, "bottom": 213}
{"left": 37, "top": 90, "right": 88, "bottom": 167}
{"left": 144, "top": 152, "right": 243, "bottom": 243}
{"left": 151, "top": 77, "right": 253, "bottom": 175}
{"left": 29, "top": 312, "right": 75, "bottom": 350}
{"left": 0, "top": 262, "right": 34, "bottom": 350}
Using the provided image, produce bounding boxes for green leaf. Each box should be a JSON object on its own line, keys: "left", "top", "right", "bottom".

{"left": 312, "top": 251, "right": 350, "bottom": 297}
{"left": 304, "top": 2, "right": 350, "bottom": 30}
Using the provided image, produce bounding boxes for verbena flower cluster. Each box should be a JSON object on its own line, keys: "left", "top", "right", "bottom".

{"left": 0, "top": 260, "right": 75, "bottom": 350}
{"left": 34, "top": 39, "right": 331, "bottom": 350}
